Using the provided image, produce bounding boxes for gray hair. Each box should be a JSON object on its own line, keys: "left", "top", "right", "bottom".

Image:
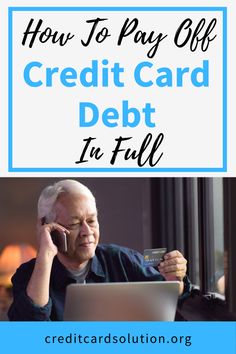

{"left": 37, "top": 179, "right": 95, "bottom": 222}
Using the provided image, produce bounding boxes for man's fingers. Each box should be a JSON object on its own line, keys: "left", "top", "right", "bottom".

{"left": 164, "top": 250, "right": 183, "bottom": 259}
{"left": 37, "top": 219, "right": 70, "bottom": 235}
{"left": 159, "top": 263, "right": 186, "bottom": 273}
{"left": 160, "top": 257, "right": 187, "bottom": 266}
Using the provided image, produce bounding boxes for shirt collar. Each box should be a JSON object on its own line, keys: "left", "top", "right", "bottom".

{"left": 51, "top": 250, "right": 105, "bottom": 289}
{"left": 89, "top": 252, "right": 106, "bottom": 279}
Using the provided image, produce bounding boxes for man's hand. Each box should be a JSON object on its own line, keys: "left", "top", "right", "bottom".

{"left": 26, "top": 220, "right": 69, "bottom": 307}
{"left": 36, "top": 219, "right": 69, "bottom": 257}
{"left": 158, "top": 250, "right": 187, "bottom": 294}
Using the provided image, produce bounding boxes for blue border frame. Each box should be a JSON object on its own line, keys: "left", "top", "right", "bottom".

{"left": 1, "top": 322, "right": 236, "bottom": 354}
{"left": 8, "top": 7, "right": 227, "bottom": 172}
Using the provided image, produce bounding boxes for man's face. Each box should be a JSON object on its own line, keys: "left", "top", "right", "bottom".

{"left": 53, "top": 192, "right": 99, "bottom": 264}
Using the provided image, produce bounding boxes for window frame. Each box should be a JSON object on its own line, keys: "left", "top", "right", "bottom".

{"left": 150, "top": 177, "right": 236, "bottom": 319}
{"left": 223, "top": 178, "right": 236, "bottom": 313}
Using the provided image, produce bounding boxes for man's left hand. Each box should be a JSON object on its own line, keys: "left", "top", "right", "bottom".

{"left": 158, "top": 250, "right": 187, "bottom": 282}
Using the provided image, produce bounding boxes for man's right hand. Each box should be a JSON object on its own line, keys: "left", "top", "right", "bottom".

{"left": 36, "top": 219, "right": 69, "bottom": 257}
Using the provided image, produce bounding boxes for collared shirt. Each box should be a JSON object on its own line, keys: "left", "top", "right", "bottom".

{"left": 8, "top": 243, "right": 191, "bottom": 321}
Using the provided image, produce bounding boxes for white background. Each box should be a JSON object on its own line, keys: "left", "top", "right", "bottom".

{"left": 0, "top": 0, "right": 235, "bottom": 176}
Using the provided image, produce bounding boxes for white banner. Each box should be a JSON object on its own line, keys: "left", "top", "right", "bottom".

{"left": 1, "top": 1, "right": 235, "bottom": 176}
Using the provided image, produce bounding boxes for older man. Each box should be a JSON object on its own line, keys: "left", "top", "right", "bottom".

{"left": 8, "top": 179, "right": 190, "bottom": 321}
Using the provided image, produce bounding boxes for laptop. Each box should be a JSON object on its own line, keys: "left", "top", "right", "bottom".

{"left": 63, "top": 281, "right": 180, "bottom": 321}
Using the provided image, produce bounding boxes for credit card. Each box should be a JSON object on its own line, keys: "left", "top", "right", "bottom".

{"left": 143, "top": 248, "right": 167, "bottom": 267}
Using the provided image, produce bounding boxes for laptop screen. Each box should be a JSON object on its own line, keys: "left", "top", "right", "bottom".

{"left": 63, "top": 281, "right": 180, "bottom": 321}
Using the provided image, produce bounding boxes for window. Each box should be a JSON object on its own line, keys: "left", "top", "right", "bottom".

{"left": 197, "top": 178, "right": 225, "bottom": 295}
{"left": 150, "top": 178, "right": 236, "bottom": 319}
{"left": 211, "top": 179, "right": 224, "bottom": 294}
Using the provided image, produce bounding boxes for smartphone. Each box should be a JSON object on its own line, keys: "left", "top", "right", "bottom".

{"left": 50, "top": 229, "right": 68, "bottom": 253}
{"left": 41, "top": 217, "right": 68, "bottom": 253}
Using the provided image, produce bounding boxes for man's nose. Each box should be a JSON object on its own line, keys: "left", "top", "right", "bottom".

{"left": 79, "top": 221, "right": 92, "bottom": 236}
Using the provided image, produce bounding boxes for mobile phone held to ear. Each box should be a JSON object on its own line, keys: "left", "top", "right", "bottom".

{"left": 50, "top": 229, "right": 68, "bottom": 253}
{"left": 41, "top": 217, "right": 68, "bottom": 253}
